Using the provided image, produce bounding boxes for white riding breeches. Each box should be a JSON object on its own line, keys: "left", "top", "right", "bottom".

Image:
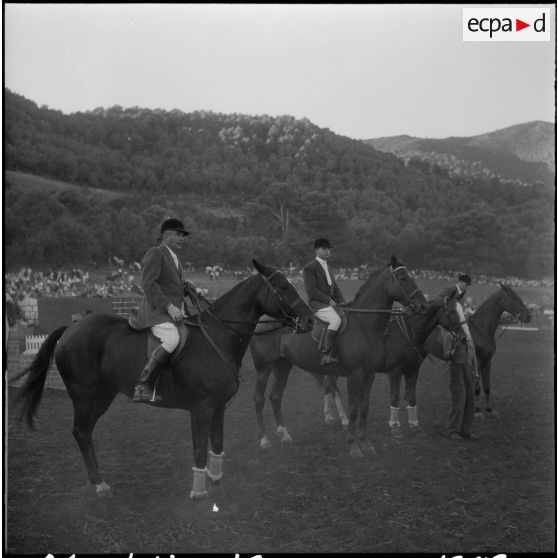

{"left": 151, "top": 322, "right": 180, "bottom": 353}
{"left": 315, "top": 306, "right": 342, "bottom": 331}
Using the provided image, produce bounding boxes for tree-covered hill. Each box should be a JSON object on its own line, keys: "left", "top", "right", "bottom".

{"left": 4, "top": 89, "right": 554, "bottom": 278}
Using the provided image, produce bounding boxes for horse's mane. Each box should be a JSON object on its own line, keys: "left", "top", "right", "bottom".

{"left": 349, "top": 264, "right": 389, "bottom": 305}
{"left": 470, "top": 287, "right": 503, "bottom": 320}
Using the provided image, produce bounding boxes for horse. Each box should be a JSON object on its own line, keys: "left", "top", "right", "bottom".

{"left": 323, "top": 292, "right": 467, "bottom": 440}
{"left": 324, "top": 282, "right": 532, "bottom": 431}
{"left": 13, "top": 260, "right": 314, "bottom": 500}
{"left": 250, "top": 255, "right": 428, "bottom": 457}
{"left": 468, "top": 283, "right": 531, "bottom": 417}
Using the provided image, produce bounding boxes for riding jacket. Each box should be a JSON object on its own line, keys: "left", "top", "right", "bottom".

{"left": 130, "top": 244, "right": 186, "bottom": 329}
{"left": 302, "top": 258, "right": 346, "bottom": 310}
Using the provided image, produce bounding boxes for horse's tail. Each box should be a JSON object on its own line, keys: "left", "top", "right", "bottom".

{"left": 12, "top": 326, "right": 68, "bottom": 429}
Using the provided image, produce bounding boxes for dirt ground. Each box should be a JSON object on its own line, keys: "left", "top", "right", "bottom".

{"left": 5, "top": 329, "right": 555, "bottom": 555}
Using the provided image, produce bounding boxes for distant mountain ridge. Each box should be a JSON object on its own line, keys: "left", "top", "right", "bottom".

{"left": 363, "top": 121, "right": 555, "bottom": 186}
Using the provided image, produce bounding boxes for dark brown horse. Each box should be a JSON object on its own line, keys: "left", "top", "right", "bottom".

{"left": 323, "top": 292, "right": 466, "bottom": 440}
{"left": 14, "top": 260, "right": 314, "bottom": 499}
{"left": 468, "top": 283, "right": 531, "bottom": 417}
{"left": 250, "top": 255, "right": 427, "bottom": 457}
{"left": 325, "top": 283, "right": 532, "bottom": 431}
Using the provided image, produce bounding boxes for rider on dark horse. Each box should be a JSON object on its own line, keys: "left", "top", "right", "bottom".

{"left": 130, "top": 218, "right": 194, "bottom": 402}
{"left": 302, "top": 238, "right": 347, "bottom": 365}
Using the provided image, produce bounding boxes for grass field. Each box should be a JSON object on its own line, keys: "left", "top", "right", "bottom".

{"left": 6, "top": 270, "right": 555, "bottom": 554}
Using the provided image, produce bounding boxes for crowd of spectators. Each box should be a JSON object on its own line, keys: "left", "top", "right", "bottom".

{"left": 5, "top": 263, "right": 554, "bottom": 329}
{"left": 5, "top": 266, "right": 143, "bottom": 301}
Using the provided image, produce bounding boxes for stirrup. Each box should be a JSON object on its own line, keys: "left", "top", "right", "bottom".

{"left": 133, "top": 382, "right": 162, "bottom": 402}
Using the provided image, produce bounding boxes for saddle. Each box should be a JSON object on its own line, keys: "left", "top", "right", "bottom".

{"left": 128, "top": 309, "right": 190, "bottom": 364}
{"left": 310, "top": 313, "right": 348, "bottom": 345}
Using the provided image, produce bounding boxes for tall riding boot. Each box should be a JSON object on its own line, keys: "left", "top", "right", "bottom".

{"left": 320, "top": 329, "right": 339, "bottom": 365}
{"left": 133, "top": 345, "right": 170, "bottom": 402}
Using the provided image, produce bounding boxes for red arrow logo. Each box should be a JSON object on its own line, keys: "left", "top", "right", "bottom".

{"left": 516, "top": 19, "right": 530, "bottom": 31}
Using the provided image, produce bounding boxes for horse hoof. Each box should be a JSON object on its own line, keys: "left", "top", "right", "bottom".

{"left": 341, "top": 421, "right": 349, "bottom": 430}
{"left": 95, "top": 482, "right": 113, "bottom": 497}
{"left": 190, "top": 489, "right": 208, "bottom": 500}
{"left": 277, "top": 427, "right": 293, "bottom": 443}
{"left": 474, "top": 411, "right": 485, "bottom": 419}
{"left": 259, "top": 436, "right": 272, "bottom": 449}
{"left": 349, "top": 445, "right": 364, "bottom": 458}
{"left": 325, "top": 416, "right": 336, "bottom": 425}
{"left": 485, "top": 409, "right": 500, "bottom": 419}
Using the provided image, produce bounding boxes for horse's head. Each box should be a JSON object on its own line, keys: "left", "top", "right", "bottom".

{"left": 253, "top": 259, "right": 314, "bottom": 333}
{"left": 387, "top": 255, "right": 427, "bottom": 314}
{"left": 499, "top": 283, "right": 531, "bottom": 323}
{"left": 437, "top": 290, "right": 468, "bottom": 335}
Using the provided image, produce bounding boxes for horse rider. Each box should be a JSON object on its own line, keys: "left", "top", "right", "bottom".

{"left": 131, "top": 218, "right": 193, "bottom": 402}
{"left": 439, "top": 273, "right": 471, "bottom": 303}
{"left": 437, "top": 273, "right": 480, "bottom": 441}
{"left": 303, "top": 238, "right": 347, "bottom": 365}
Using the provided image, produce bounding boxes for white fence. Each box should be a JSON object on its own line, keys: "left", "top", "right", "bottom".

{"left": 24, "top": 334, "right": 48, "bottom": 354}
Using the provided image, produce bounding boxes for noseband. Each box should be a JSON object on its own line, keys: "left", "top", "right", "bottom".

{"left": 391, "top": 265, "right": 422, "bottom": 310}
{"left": 261, "top": 271, "right": 307, "bottom": 332}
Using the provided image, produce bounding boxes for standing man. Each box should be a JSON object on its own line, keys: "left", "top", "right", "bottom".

{"left": 303, "top": 238, "right": 346, "bottom": 365}
{"left": 131, "top": 218, "right": 190, "bottom": 402}
{"left": 438, "top": 273, "right": 479, "bottom": 440}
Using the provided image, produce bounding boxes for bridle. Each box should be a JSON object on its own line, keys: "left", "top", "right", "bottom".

{"left": 185, "top": 270, "right": 309, "bottom": 335}
{"left": 183, "top": 270, "right": 309, "bottom": 407}
{"left": 390, "top": 265, "right": 423, "bottom": 313}
{"left": 259, "top": 271, "right": 310, "bottom": 334}
{"left": 336, "top": 265, "right": 424, "bottom": 316}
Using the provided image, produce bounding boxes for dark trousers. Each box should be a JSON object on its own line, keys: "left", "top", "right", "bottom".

{"left": 447, "top": 360, "right": 476, "bottom": 436}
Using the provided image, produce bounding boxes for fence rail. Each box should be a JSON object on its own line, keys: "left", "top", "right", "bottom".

{"left": 24, "top": 334, "right": 48, "bottom": 353}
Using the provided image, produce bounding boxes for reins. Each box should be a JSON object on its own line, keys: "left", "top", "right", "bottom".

{"left": 181, "top": 273, "right": 306, "bottom": 407}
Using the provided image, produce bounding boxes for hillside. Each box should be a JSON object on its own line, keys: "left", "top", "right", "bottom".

{"left": 363, "top": 121, "right": 555, "bottom": 186}
{"left": 3, "top": 89, "right": 554, "bottom": 278}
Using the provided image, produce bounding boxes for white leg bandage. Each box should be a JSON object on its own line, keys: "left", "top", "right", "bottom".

{"left": 190, "top": 467, "right": 208, "bottom": 499}
{"left": 407, "top": 405, "right": 419, "bottom": 427}
{"left": 207, "top": 451, "right": 224, "bottom": 482}
{"left": 335, "top": 393, "right": 348, "bottom": 424}
{"left": 389, "top": 406, "right": 401, "bottom": 428}
{"left": 324, "top": 394, "right": 335, "bottom": 422}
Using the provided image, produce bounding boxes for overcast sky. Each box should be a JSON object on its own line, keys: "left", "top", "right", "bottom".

{"left": 4, "top": 3, "right": 556, "bottom": 139}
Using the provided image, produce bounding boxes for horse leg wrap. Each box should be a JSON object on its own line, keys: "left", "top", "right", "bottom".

{"left": 324, "top": 394, "right": 335, "bottom": 423}
{"left": 389, "top": 406, "right": 401, "bottom": 428}
{"left": 335, "top": 393, "right": 349, "bottom": 424}
{"left": 190, "top": 467, "right": 208, "bottom": 499}
{"left": 207, "top": 451, "right": 224, "bottom": 482}
{"left": 407, "top": 405, "right": 419, "bottom": 427}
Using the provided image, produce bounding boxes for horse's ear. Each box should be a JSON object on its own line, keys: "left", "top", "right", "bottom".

{"left": 390, "top": 254, "right": 401, "bottom": 269}
{"left": 253, "top": 259, "right": 271, "bottom": 276}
